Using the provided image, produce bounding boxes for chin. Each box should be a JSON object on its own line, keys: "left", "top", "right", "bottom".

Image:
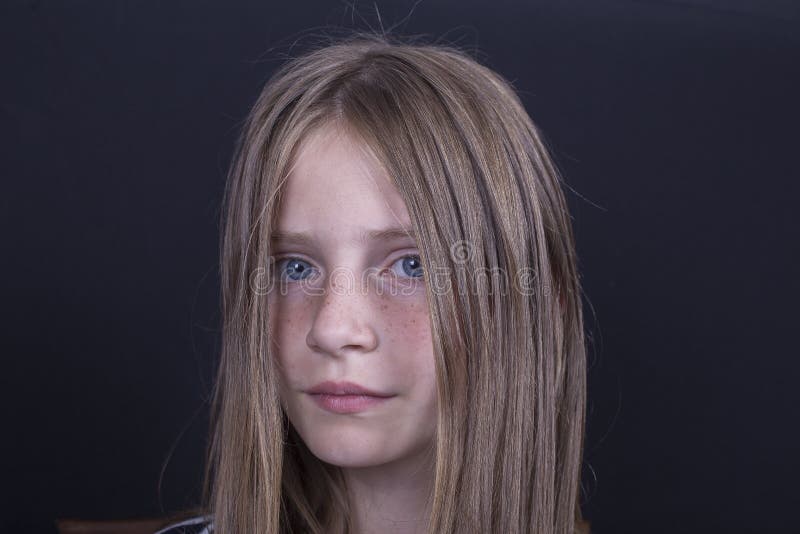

{"left": 314, "top": 448, "right": 389, "bottom": 469}
{"left": 298, "top": 426, "right": 397, "bottom": 469}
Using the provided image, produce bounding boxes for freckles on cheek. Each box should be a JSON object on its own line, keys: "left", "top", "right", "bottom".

{"left": 269, "top": 293, "right": 315, "bottom": 384}
{"left": 270, "top": 292, "right": 312, "bottom": 336}
{"left": 379, "top": 290, "right": 432, "bottom": 335}
{"left": 379, "top": 293, "right": 436, "bottom": 380}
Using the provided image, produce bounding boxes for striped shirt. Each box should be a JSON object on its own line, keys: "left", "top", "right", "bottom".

{"left": 154, "top": 515, "right": 213, "bottom": 534}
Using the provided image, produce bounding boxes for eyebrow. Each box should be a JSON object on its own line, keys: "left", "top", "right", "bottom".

{"left": 270, "top": 227, "right": 417, "bottom": 247}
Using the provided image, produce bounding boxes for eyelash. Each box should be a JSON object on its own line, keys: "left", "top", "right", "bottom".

{"left": 270, "top": 254, "right": 424, "bottom": 283}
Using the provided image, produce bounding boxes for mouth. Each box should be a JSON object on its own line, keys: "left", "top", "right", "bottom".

{"left": 307, "top": 393, "right": 395, "bottom": 414}
{"left": 305, "top": 380, "right": 393, "bottom": 397}
{"left": 304, "top": 380, "right": 396, "bottom": 414}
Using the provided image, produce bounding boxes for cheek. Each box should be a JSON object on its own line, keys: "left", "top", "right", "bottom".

{"left": 379, "top": 291, "right": 437, "bottom": 392}
{"left": 268, "top": 292, "right": 316, "bottom": 387}
{"left": 382, "top": 294, "right": 439, "bottom": 443}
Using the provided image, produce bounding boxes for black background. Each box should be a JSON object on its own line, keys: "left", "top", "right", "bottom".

{"left": 2, "top": 1, "right": 798, "bottom": 532}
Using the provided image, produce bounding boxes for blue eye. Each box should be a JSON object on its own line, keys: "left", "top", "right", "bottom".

{"left": 391, "top": 255, "right": 424, "bottom": 279}
{"left": 274, "top": 257, "right": 316, "bottom": 282}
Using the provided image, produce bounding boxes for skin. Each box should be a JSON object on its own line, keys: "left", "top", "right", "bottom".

{"left": 267, "top": 121, "right": 437, "bottom": 534}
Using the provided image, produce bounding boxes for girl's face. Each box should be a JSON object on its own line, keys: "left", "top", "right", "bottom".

{"left": 267, "top": 123, "right": 437, "bottom": 469}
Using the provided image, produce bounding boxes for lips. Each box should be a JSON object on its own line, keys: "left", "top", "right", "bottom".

{"left": 305, "top": 380, "right": 395, "bottom": 414}
{"left": 306, "top": 380, "right": 393, "bottom": 397}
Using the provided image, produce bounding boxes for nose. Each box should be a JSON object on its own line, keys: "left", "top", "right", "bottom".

{"left": 306, "top": 267, "right": 379, "bottom": 358}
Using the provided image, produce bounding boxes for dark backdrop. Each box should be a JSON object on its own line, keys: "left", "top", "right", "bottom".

{"left": 2, "top": 1, "right": 798, "bottom": 533}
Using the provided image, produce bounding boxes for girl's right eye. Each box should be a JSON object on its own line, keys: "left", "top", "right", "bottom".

{"left": 273, "top": 257, "right": 316, "bottom": 282}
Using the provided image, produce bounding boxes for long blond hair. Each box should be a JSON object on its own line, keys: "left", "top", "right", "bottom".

{"left": 204, "top": 30, "right": 587, "bottom": 534}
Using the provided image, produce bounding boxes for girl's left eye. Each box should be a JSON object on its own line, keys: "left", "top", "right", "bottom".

{"left": 389, "top": 254, "right": 424, "bottom": 279}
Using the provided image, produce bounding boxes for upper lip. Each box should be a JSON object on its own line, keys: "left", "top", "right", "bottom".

{"left": 306, "top": 380, "right": 394, "bottom": 397}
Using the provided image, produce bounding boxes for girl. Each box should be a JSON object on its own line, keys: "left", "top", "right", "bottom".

{"left": 158, "top": 30, "right": 588, "bottom": 534}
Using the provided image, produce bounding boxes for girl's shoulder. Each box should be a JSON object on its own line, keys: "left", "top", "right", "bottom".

{"left": 153, "top": 515, "right": 213, "bottom": 534}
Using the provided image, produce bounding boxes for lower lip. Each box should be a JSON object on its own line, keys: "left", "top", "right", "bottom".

{"left": 308, "top": 393, "right": 393, "bottom": 414}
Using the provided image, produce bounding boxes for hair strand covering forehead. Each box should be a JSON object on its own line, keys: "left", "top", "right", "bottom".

{"left": 205, "top": 29, "right": 587, "bottom": 534}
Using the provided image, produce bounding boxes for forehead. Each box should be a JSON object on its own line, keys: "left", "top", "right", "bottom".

{"left": 276, "top": 124, "right": 412, "bottom": 232}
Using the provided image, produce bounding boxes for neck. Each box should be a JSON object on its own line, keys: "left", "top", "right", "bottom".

{"left": 342, "top": 446, "right": 435, "bottom": 534}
